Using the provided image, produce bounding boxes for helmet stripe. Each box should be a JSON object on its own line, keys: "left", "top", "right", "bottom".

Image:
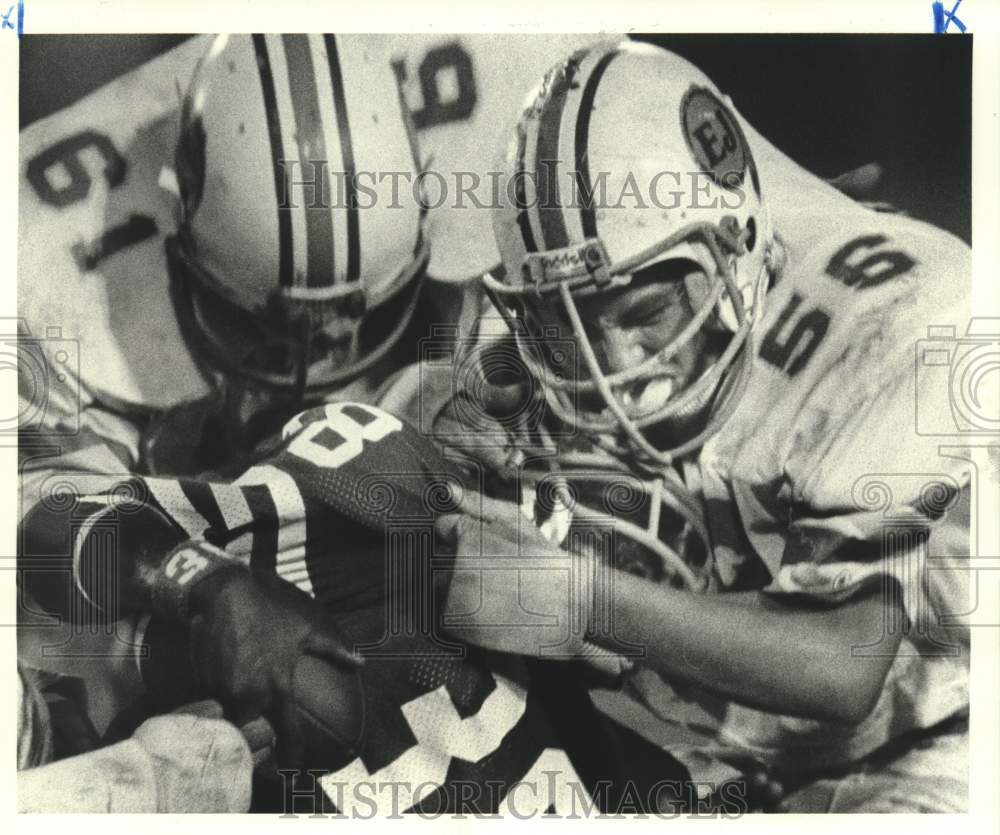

{"left": 512, "top": 118, "right": 539, "bottom": 254}
{"left": 532, "top": 60, "right": 579, "bottom": 250}
{"left": 281, "top": 34, "right": 336, "bottom": 290}
{"left": 251, "top": 34, "right": 294, "bottom": 289}
{"left": 574, "top": 50, "right": 619, "bottom": 239}
{"left": 324, "top": 35, "right": 361, "bottom": 284}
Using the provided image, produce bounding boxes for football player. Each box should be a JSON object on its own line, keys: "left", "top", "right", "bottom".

{"left": 410, "top": 41, "right": 972, "bottom": 812}
{"left": 17, "top": 35, "right": 696, "bottom": 813}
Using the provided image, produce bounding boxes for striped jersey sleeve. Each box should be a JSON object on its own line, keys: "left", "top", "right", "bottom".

{"left": 21, "top": 399, "right": 459, "bottom": 618}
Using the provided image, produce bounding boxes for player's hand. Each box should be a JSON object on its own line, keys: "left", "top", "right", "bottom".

{"left": 430, "top": 384, "right": 528, "bottom": 477}
{"left": 413, "top": 350, "right": 551, "bottom": 480}
{"left": 436, "top": 492, "right": 630, "bottom": 677}
{"left": 17, "top": 700, "right": 255, "bottom": 813}
{"left": 183, "top": 564, "right": 365, "bottom": 769}
{"left": 133, "top": 700, "right": 254, "bottom": 812}
{"left": 173, "top": 699, "right": 277, "bottom": 773}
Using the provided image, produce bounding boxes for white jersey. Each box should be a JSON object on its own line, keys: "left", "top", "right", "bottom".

{"left": 381, "top": 144, "right": 976, "bottom": 774}
{"left": 17, "top": 34, "right": 609, "bottom": 413}
{"left": 696, "top": 195, "right": 972, "bottom": 769}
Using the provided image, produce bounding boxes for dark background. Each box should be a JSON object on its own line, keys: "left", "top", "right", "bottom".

{"left": 639, "top": 35, "right": 971, "bottom": 244}
{"left": 20, "top": 34, "right": 971, "bottom": 243}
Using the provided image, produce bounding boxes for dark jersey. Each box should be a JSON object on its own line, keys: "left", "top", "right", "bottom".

{"left": 21, "top": 399, "right": 692, "bottom": 814}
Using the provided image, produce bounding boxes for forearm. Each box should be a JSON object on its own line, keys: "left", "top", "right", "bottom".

{"left": 596, "top": 569, "right": 901, "bottom": 723}
{"left": 18, "top": 480, "right": 189, "bottom": 622}
{"left": 17, "top": 395, "right": 158, "bottom": 621}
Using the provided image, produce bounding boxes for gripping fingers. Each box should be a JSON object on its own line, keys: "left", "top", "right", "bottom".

{"left": 240, "top": 716, "right": 277, "bottom": 771}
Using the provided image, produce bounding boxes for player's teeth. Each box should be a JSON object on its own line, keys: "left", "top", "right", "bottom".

{"left": 623, "top": 379, "right": 674, "bottom": 417}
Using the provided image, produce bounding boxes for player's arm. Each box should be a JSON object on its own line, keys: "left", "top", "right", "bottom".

{"left": 437, "top": 494, "right": 903, "bottom": 726}
{"left": 19, "top": 408, "right": 367, "bottom": 768}
{"left": 625, "top": 272, "right": 972, "bottom": 723}
{"left": 594, "top": 571, "right": 901, "bottom": 724}
{"left": 17, "top": 341, "right": 166, "bottom": 679}
{"left": 20, "top": 478, "right": 191, "bottom": 623}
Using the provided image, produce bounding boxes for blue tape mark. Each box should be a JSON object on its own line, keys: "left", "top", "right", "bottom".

{"left": 933, "top": 1, "right": 945, "bottom": 31}
{"left": 2, "top": 0, "right": 22, "bottom": 36}
{"left": 933, "top": 0, "right": 967, "bottom": 34}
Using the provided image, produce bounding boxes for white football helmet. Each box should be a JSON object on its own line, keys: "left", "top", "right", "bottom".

{"left": 487, "top": 41, "right": 775, "bottom": 464}
{"left": 167, "top": 34, "right": 428, "bottom": 400}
